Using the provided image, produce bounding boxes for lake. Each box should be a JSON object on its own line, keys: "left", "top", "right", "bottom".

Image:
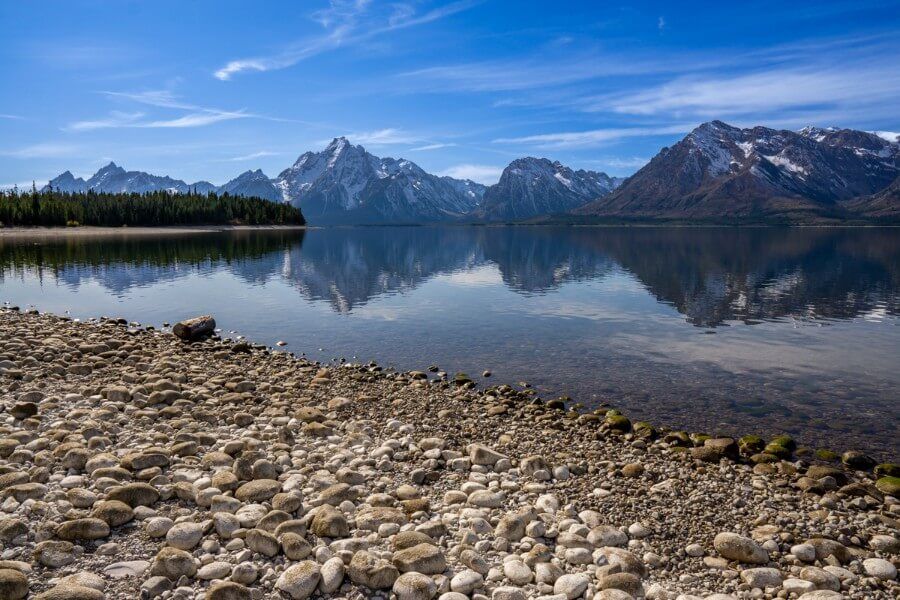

{"left": 1, "top": 226, "right": 898, "bottom": 458}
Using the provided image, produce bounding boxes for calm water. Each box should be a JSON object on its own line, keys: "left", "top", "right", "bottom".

{"left": 2, "top": 227, "right": 898, "bottom": 458}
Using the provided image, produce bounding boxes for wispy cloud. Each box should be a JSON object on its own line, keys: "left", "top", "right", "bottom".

{"left": 344, "top": 128, "right": 423, "bottom": 145}
{"left": 220, "top": 151, "right": 282, "bottom": 162}
{"left": 66, "top": 110, "right": 250, "bottom": 131}
{"left": 214, "top": 0, "right": 479, "bottom": 80}
{"left": 66, "top": 90, "right": 267, "bottom": 131}
{"left": 0, "top": 114, "right": 24, "bottom": 120}
{"left": 438, "top": 163, "right": 502, "bottom": 184}
{"left": 141, "top": 111, "right": 250, "bottom": 128}
{"left": 493, "top": 125, "right": 693, "bottom": 149}
{"left": 596, "top": 65, "right": 900, "bottom": 122}
{"left": 657, "top": 16, "right": 666, "bottom": 31}
{"left": 101, "top": 90, "right": 196, "bottom": 110}
{"left": 1, "top": 143, "right": 82, "bottom": 158}
{"left": 66, "top": 111, "right": 145, "bottom": 131}
{"left": 411, "top": 142, "right": 456, "bottom": 151}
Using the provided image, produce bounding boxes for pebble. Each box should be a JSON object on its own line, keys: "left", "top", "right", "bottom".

{"left": 0, "top": 310, "right": 896, "bottom": 600}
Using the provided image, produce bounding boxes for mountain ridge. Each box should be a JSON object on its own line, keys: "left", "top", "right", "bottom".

{"left": 576, "top": 120, "right": 899, "bottom": 221}
{"left": 41, "top": 121, "right": 899, "bottom": 224}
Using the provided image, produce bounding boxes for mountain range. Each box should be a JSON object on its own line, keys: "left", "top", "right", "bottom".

{"left": 44, "top": 138, "right": 618, "bottom": 224}
{"left": 43, "top": 120, "right": 899, "bottom": 224}
{"left": 576, "top": 121, "right": 899, "bottom": 222}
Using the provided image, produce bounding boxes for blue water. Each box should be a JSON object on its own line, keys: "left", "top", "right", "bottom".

{"left": 1, "top": 226, "right": 897, "bottom": 458}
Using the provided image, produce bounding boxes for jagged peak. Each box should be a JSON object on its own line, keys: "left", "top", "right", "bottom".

{"left": 94, "top": 161, "right": 126, "bottom": 176}
{"left": 326, "top": 136, "right": 351, "bottom": 154}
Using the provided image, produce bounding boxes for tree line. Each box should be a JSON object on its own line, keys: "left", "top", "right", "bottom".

{"left": 0, "top": 187, "right": 305, "bottom": 227}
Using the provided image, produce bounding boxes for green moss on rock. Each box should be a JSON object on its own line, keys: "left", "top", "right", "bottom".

{"left": 751, "top": 452, "right": 780, "bottom": 464}
{"left": 875, "top": 476, "right": 900, "bottom": 496}
{"left": 814, "top": 449, "right": 840, "bottom": 462}
{"left": 605, "top": 414, "right": 631, "bottom": 432}
{"left": 738, "top": 434, "right": 765, "bottom": 455}
{"left": 875, "top": 463, "right": 900, "bottom": 477}
{"left": 770, "top": 434, "right": 796, "bottom": 451}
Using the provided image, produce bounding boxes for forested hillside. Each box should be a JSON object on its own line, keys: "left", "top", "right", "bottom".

{"left": 0, "top": 188, "right": 305, "bottom": 227}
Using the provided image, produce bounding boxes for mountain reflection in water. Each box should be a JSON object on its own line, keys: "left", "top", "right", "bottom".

{"left": 2, "top": 227, "right": 898, "bottom": 458}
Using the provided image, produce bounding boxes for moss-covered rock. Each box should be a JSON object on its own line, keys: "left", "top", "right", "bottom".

{"left": 764, "top": 442, "right": 792, "bottom": 459}
{"left": 690, "top": 433, "right": 711, "bottom": 447}
{"left": 875, "top": 463, "right": 900, "bottom": 477}
{"left": 770, "top": 434, "right": 796, "bottom": 451}
{"left": 605, "top": 414, "right": 631, "bottom": 432}
{"left": 453, "top": 373, "right": 472, "bottom": 385}
{"left": 875, "top": 476, "right": 900, "bottom": 497}
{"left": 841, "top": 450, "right": 876, "bottom": 471}
{"left": 750, "top": 452, "right": 780, "bottom": 464}
{"left": 814, "top": 449, "right": 840, "bottom": 462}
{"left": 738, "top": 435, "right": 765, "bottom": 455}
{"left": 664, "top": 431, "right": 691, "bottom": 447}
{"left": 633, "top": 421, "right": 658, "bottom": 440}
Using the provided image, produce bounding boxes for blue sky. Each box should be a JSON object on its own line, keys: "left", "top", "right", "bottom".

{"left": 1, "top": 0, "right": 898, "bottom": 188}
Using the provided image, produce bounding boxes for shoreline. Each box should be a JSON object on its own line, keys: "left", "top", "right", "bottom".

{"left": 0, "top": 225, "right": 308, "bottom": 238}
{"left": 0, "top": 308, "right": 897, "bottom": 599}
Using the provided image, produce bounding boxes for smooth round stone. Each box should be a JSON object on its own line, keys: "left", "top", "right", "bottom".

{"left": 0, "top": 569, "right": 28, "bottom": 600}
{"left": 791, "top": 543, "right": 816, "bottom": 562}
{"left": 146, "top": 517, "right": 174, "bottom": 538}
{"left": 393, "top": 572, "right": 437, "bottom": 600}
{"left": 450, "top": 569, "right": 483, "bottom": 594}
{"left": 277, "top": 561, "right": 321, "bottom": 599}
{"left": 165, "top": 522, "right": 204, "bottom": 550}
{"left": 554, "top": 573, "right": 589, "bottom": 599}
{"left": 863, "top": 558, "right": 897, "bottom": 580}
{"left": 198, "top": 561, "right": 232, "bottom": 580}
{"left": 503, "top": 560, "right": 533, "bottom": 585}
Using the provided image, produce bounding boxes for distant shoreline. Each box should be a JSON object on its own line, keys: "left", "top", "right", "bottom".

{"left": 0, "top": 224, "right": 308, "bottom": 237}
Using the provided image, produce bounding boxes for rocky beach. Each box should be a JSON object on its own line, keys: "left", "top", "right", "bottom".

{"left": 0, "top": 308, "right": 897, "bottom": 600}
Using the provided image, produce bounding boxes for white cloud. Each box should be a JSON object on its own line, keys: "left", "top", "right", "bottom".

{"left": 66, "top": 111, "right": 145, "bottom": 131}
{"left": 344, "top": 128, "right": 422, "bottom": 145}
{"left": 66, "top": 109, "right": 249, "bottom": 130}
{"left": 598, "top": 67, "right": 900, "bottom": 119}
{"left": 220, "top": 151, "right": 281, "bottom": 162}
{"left": 657, "top": 16, "right": 666, "bottom": 30}
{"left": 1, "top": 143, "right": 82, "bottom": 158}
{"left": 410, "top": 142, "right": 456, "bottom": 151}
{"left": 214, "top": 0, "right": 478, "bottom": 80}
{"left": 438, "top": 164, "right": 502, "bottom": 184}
{"left": 873, "top": 131, "right": 899, "bottom": 143}
{"left": 493, "top": 125, "right": 693, "bottom": 149}
{"left": 140, "top": 111, "right": 250, "bottom": 128}
{"left": 101, "top": 90, "right": 195, "bottom": 109}
{"left": 0, "top": 114, "right": 24, "bottom": 120}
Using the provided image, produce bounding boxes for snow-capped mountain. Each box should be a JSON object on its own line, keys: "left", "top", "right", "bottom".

{"left": 44, "top": 162, "right": 215, "bottom": 195}
{"left": 578, "top": 120, "right": 899, "bottom": 220}
{"left": 218, "top": 169, "right": 281, "bottom": 202}
{"left": 274, "top": 137, "right": 485, "bottom": 223}
{"left": 478, "top": 157, "right": 621, "bottom": 221}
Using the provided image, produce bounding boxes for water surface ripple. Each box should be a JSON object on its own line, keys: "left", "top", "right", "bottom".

{"left": 1, "top": 227, "right": 897, "bottom": 458}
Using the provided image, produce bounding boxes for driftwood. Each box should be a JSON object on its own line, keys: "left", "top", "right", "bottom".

{"left": 172, "top": 315, "right": 216, "bottom": 340}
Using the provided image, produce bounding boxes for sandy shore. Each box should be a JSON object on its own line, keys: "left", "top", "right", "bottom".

{"left": 0, "top": 308, "right": 897, "bottom": 599}
{"left": 0, "top": 225, "right": 307, "bottom": 238}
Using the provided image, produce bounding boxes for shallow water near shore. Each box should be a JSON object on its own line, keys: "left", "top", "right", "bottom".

{"left": 1, "top": 226, "right": 898, "bottom": 458}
